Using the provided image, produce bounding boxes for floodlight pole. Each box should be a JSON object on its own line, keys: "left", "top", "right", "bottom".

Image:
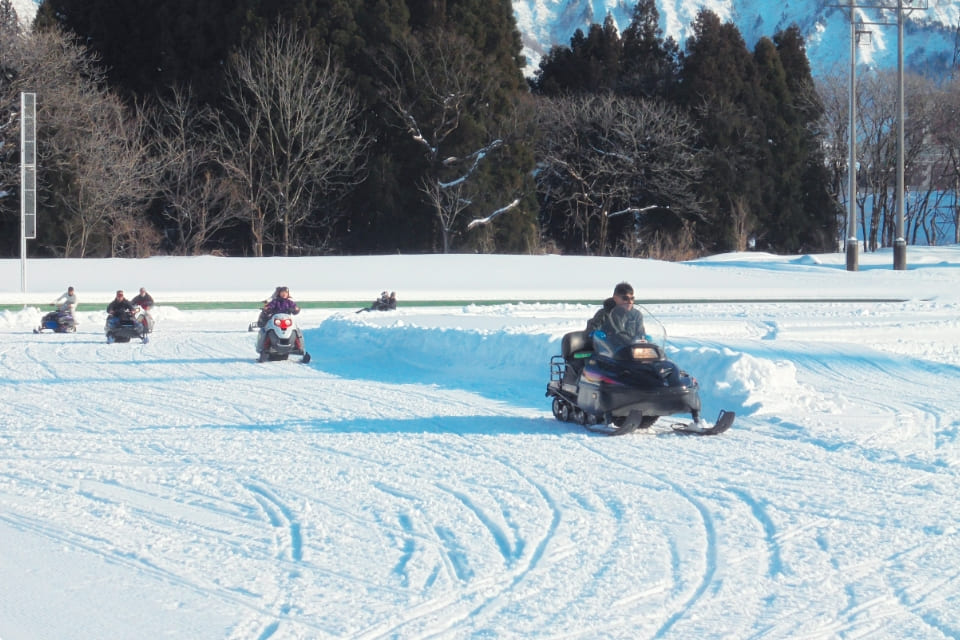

{"left": 20, "top": 92, "right": 37, "bottom": 294}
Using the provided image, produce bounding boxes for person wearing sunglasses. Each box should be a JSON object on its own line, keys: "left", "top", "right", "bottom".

{"left": 586, "top": 282, "right": 646, "bottom": 349}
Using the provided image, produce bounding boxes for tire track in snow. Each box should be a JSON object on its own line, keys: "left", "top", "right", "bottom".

{"left": 647, "top": 475, "right": 719, "bottom": 639}
{"left": 353, "top": 443, "right": 564, "bottom": 640}
{"left": 725, "top": 487, "right": 784, "bottom": 578}
{"left": 238, "top": 482, "right": 305, "bottom": 640}
{"left": 245, "top": 483, "right": 303, "bottom": 562}
{"left": 568, "top": 437, "right": 771, "bottom": 638}
{"left": 0, "top": 509, "right": 283, "bottom": 624}
{"left": 446, "top": 456, "right": 564, "bottom": 633}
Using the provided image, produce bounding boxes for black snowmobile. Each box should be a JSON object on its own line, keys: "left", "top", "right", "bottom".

{"left": 546, "top": 329, "right": 734, "bottom": 436}
{"left": 105, "top": 311, "right": 149, "bottom": 344}
{"left": 34, "top": 308, "right": 77, "bottom": 334}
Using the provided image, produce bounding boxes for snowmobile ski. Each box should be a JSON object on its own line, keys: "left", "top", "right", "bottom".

{"left": 581, "top": 410, "right": 734, "bottom": 437}
{"left": 669, "top": 410, "right": 735, "bottom": 436}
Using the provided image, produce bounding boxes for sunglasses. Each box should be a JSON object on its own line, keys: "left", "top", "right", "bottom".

{"left": 617, "top": 293, "right": 634, "bottom": 301}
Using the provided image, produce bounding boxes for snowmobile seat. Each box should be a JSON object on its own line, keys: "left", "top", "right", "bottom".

{"left": 562, "top": 331, "right": 593, "bottom": 362}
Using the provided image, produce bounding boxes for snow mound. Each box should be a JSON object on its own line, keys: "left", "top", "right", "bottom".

{"left": 675, "top": 345, "right": 841, "bottom": 416}
{"left": 307, "top": 313, "right": 821, "bottom": 418}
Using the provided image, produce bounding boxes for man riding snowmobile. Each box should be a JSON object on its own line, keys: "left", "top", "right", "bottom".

{"left": 131, "top": 287, "right": 155, "bottom": 333}
{"left": 35, "top": 286, "right": 78, "bottom": 333}
{"left": 546, "top": 281, "right": 733, "bottom": 435}
{"left": 591, "top": 282, "right": 644, "bottom": 346}
{"left": 105, "top": 290, "right": 148, "bottom": 343}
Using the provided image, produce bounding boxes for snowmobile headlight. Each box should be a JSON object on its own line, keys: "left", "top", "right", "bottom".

{"left": 631, "top": 345, "right": 659, "bottom": 361}
{"left": 275, "top": 317, "right": 293, "bottom": 330}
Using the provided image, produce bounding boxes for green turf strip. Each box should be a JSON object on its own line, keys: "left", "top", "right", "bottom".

{"left": 2, "top": 297, "right": 909, "bottom": 312}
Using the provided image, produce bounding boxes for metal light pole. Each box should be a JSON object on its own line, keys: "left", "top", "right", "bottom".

{"left": 846, "top": 8, "right": 860, "bottom": 271}
{"left": 832, "top": 0, "right": 927, "bottom": 270}
{"left": 893, "top": 0, "right": 907, "bottom": 270}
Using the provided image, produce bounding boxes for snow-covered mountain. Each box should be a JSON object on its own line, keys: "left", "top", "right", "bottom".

{"left": 514, "top": 0, "right": 959, "bottom": 78}
{"left": 11, "top": 0, "right": 959, "bottom": 79}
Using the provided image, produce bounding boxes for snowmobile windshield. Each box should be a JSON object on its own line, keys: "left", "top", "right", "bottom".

{"left": 591, "top": 332, "right": 633, "bottom": 360}
{"left": 593, "top": 306, "right": 645, "bottom": 357}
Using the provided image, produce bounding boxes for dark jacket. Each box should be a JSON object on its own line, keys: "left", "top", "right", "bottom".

{"left": 585, "top": 297, "right": 616, "bottom": 335}
{"left": 107, "top": 298, "right": 135, "bottom": 318}
{"left": 132, "top": 292, "right": 154, "bottom": 308}
{"left": 603, "top": 305, "right": 645, "bottom": 347}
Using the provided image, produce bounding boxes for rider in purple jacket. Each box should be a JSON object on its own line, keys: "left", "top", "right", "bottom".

{"left": 264, "top": 287, "right": 300, "bottom": 315}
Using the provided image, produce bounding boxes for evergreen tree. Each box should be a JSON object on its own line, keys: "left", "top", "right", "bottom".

{"left": 0, "top": 0, "right": 16, "bottom": 32}
{"left": 35, "top": 0, "right": 262, "bottom": 106}
{"left": 753, "top": 36, "right": 806, "bottom": 251}
{"left": 619, "top": 0, "right": 680, "bottom": 98}
{"left": 677, "top": 10, "right": 766, "bottom": 251}
{"left": 447, "top": 0, "right": 537, "bottom": 252}
{"left": 348, "top": 0, "right": 535, "bottom": 253}
{"left": 773, "top": 25, "right": 841, "bottom": 251}
{"left": 741, "top": 29, "right": 839, "bottom": 253}
{"left": 530, "top": 15, "right": 622, "bottom": 96}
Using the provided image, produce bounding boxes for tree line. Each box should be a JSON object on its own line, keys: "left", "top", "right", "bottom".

{"left": 1, "top": 0, "right": 956, "bottom": 259}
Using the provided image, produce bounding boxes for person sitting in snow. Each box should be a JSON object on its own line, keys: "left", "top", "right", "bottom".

{"left": 262, "top": 286, "right": 300, "bottom": 316}
{"left": 373, "top": 291, "right": 390, "bottom": 310}
{"left": 359, "top": 291, "right": 386, "bottom": 313}
{"left": 358, "top": 290, "right": 398, "bottom": 313}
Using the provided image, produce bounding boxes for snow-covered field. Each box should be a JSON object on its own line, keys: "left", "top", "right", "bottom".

{"left": 2, "top": 249, "right": 959, "bottom": 639}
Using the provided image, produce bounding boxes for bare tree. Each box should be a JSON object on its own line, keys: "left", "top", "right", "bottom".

{"left": 147, "top": 87, "right": 240, "bottom": 255}
{"left": 820, "top": 70, "right": 960, "bottom": 249}
{"left": 930, "top": 76, "right": 960, "bottom": 245}
{"left": 215, "top": 22, "right": 369, "bottom": 256}
{"left": 815, "top": 71, "right": 852, "bottom": 218}
{"left": 836, "top": 71, "right": 940, "bottom": 251}
{"left": 1, "top": 3, "right": 27, "bottom": 225}
{"left": 534, "top": 92, "right": 705, "bottom": 256}
{"left": 379, "top": 29, "right": 515, "bottom": 253}
{"left": 3, "top": 26, "right": 157, "bottom": 256}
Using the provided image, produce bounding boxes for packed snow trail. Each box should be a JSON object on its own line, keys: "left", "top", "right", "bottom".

{"left": 1, "top": 299, "right": 958, "bottom": 639}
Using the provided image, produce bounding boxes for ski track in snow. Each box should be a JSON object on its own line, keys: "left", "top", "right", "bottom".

{"left": 2, "top": 300, "right": 959, "bottom": 638}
